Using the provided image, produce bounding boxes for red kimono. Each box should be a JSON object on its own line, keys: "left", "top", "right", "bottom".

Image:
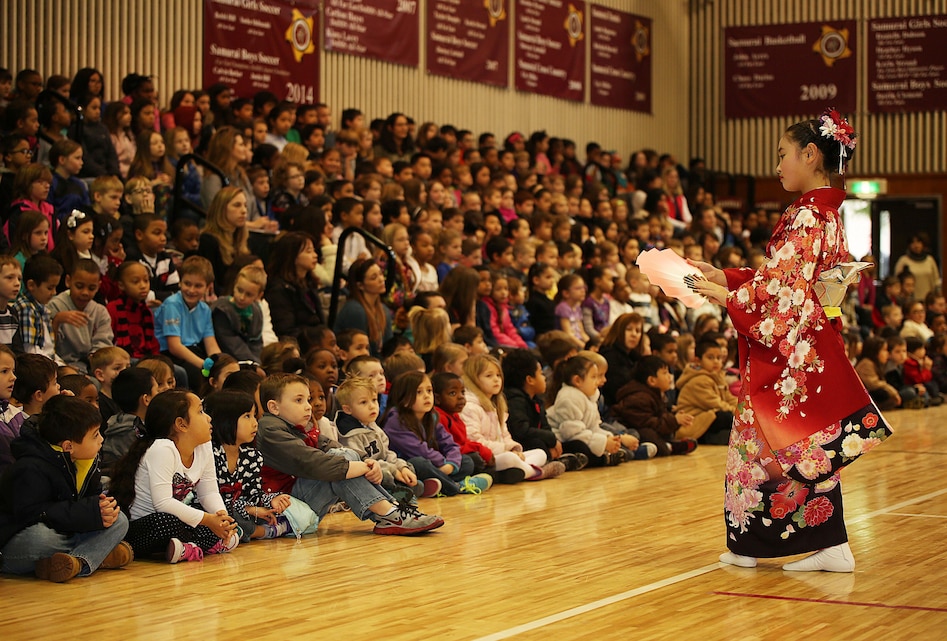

{"left": 721, "top": 187, "right": 892, "bottom": 557}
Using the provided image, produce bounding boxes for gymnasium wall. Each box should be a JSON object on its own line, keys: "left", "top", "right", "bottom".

{"left": 689, "top": 0, "right": 947, "bottom": 177}
{"left": 0, "top": 0, "right": 690, "bottom": 162}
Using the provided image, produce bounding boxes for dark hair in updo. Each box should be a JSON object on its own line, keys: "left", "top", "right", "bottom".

{"left": 784, "top": 117, "right": 857, "bottom": 176}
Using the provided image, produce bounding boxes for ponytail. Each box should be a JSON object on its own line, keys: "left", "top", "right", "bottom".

{"left": 546, "top": 355, "right": 594, "bottom": 406}
{"left": 110, "top": 390, "right": 192, "bottom": 512}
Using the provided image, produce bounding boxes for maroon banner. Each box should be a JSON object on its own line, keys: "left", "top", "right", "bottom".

{"left": 589, "top": 6, "right": 651, "bottom": 112}
{"left": 324, "top": 0, "right": 419, "bottom": 67}
{"left": 515, "top": 0, "right": 586, "bottom": 101}
{"left": 868, "top": 16, "right": 947, "bottom": 113}
{"left": 724, "top": 21, "right": 857, "bottom": 119}
{"left": 203, "top": 0, "right": 319, "bottom": 101}
{"left": 426, "top": 0, "right": 509, "bottom": 88}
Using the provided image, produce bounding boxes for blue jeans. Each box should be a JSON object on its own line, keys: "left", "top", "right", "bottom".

{"left": 290, "top": 448, "right": 393, "bottom": 520}
{"left": 1, "top": 512, "right": 129, "bottom": 576}
{"left": 409, "top": 455, "right": 474, "bottom": 495}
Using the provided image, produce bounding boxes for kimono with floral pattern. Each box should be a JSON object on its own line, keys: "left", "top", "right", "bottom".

{"left": 721, "top": 188, "right": 892, "bottom": 557}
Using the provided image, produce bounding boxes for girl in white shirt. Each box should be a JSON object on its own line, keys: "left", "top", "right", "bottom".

{"left": 110, "top": 390, "right": 239, "bottom": 563}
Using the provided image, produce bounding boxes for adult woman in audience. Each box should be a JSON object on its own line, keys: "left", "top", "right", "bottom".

{"left": 69, "top": 67, "right": 105, "bottom": 104}
{"left": 198, "top": 185, "right": 250, "bottom": 291}
{"left": 201, "top": 126, "right": 259, "bottom": 222}
{"left": 373, "top": 112, "right": 414, "bottom": 163}
{"left": 893, "top": 233, "right": 941, "bottom": 303}
{"left": 334, "top": 258, "right": 392, "bottom": 357}
{"left": 265, "top": 231, "right": 325, "bottom": 339}
{"left": 599, "top": 313, "right": 646, "bottom": 407}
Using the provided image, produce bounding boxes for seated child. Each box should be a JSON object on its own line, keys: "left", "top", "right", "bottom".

{"left": 13, "top": 255, "right": 62, "bottom": 360}
{"left": 345, "top": 355, "right": 388, "bottom": 415}
{"left": 0, "top": 396, "right": 132, "bottom": 582}
{"left": 212, "top": 264, "right": 266, "bottom": 364}
{"left": 431, "top": 343, "right": 468, "bottom": 376}
{"left": 110, "top": 390, "right": 240, "bottom": 563}
{"left": 127, "top": 213, "right": 180, "bottom": 302}
{"left": 136, "top": 354, "right": 177, "bottom": 393}
{"left": 0, "top": 256, "right": 25, "bottom": 354}
{"left": 452, "top": 325, "right": 490, "bottom": 356}
{"left": 302, "top": 374, "right": 339, "bottom": 442}
{"left": 432, "top": 372, "right": 491, "bottom": 474}
{"left": 100, "top": 367, "right": 157, "bottom": 476}
{"left": 675, "top": 340, "right": 738, "bottom": 445}
{"left": 335, "top": 376, "right": 436, "bottom": 502}
{"left": 154, "top": 256, "right": 221, "bottom": 390}
{"left": 89, "top": 346, "right": 130, "bottom": 425}
{"left": 884, "top": 335, "right": 927, "bottom": 409}
{"left": 903, "top": 335, "right": 941, "bottom": 405}
{"left": 46, "top": 258, "right": 114, "bottom": 373}
{"left": 12, "top": 353, "right": 59, "bottom": 419}
{"left": 106, "top": 261, "right": 160, "bottom": 361}
{"left": 854, "top": 336, "right": 901, "bottom": 411}
{"left": 255, "top": 373, "right": 444, "bottom": 535}
{"left": 460, "top": 354, "right": 561, "bottom": 483}
{"left": 506, "top": 277, "right": 536, "bottom": 348}
{"left": 204, "top": 390, "right": 294, "bottom": 541}
{"left": 382, "top": 371, "right": 491, "bottom": 495}
{"left": 337, "top": 328, "right": 371, "bottom": 370}
{"left": 305, "top": 347, "right": 340, "bottom": 419}
{"left": 612, "top": 356, "right": 697, "bottom": 457}
{"left": 547, "top": 355, "right": 627, "bottom": 467}
{"left": 0, "top": 346, "right": 25, "bottom": 471}
{"left": 58, "top": 373, "right": 100, "bottom": 407}
{"left": 502, "top": 349, "right": 586, "bottom": 471}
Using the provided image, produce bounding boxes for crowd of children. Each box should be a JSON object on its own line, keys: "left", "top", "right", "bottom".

{"left": 0, "top": 65, "right": 941, "bottom": 582}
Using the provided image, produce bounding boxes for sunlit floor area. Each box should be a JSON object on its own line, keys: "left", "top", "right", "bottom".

{"left": 3, "top": 406, "right": 944, "bottom": 641}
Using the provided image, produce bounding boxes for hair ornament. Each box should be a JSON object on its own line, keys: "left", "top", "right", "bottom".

{"left": 202, "top": 356, "right": 216, "bottom": 378}
{"left": 818, "top": 108, "right": 856, "bottom": 175}
{"left": 66, "top": 209, "right": 87, "bottom": 229}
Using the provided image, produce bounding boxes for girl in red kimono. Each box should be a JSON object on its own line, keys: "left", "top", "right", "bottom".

{"left": 691, "top": 110, "right": 892, "bottom": 572}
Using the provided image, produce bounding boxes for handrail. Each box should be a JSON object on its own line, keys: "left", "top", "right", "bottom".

{"left": 327, "top": 226, "right": 397, "bottom": 327}
{"left": 169, "top": 153, "right": 229, "bottom": 225}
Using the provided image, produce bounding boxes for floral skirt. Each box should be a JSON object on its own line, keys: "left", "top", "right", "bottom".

{"left": 724, "top": 402, "right": 892, "bottom": 558}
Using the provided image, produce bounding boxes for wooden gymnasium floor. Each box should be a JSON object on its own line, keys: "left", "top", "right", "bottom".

{"left": 2, "top": 406, "right": 945, "bottom": 641}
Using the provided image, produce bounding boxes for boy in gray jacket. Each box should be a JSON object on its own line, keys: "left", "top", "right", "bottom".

{"left": 47, "top": 259, "right": 114, "bottom": 373}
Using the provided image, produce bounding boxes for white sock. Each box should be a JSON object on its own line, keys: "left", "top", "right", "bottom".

{"left": 782, "top": 543, "right": 855, "bottom": 573}
{"left": 719, "top": 551, "right": 757, "bottom": 568}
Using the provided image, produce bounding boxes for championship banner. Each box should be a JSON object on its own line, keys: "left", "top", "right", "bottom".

{"left": 724, "top": 21, "right": 857, "bottom": 119}
{"left": 324, "top": 0, "right": 420, "bottom": 67}
{"left": 589, "top": 5, "right": 651, "bottom": 112}
{"left": 203, "top": 0, "right": 319, "bottom": 102}
{"left": 868, "top": 16, "right": 947, "bottom": 113}
{"left": 514, "top": 0, "right": 586, "bottom": 102}
{"left": 427, "top": 0, "right": 510, "bottom": 88}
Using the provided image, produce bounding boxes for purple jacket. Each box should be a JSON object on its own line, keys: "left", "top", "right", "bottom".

{"left": 381, "top": 408, "right": 462, "bottom": 470}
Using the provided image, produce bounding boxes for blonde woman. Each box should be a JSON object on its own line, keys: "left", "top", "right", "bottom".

{"left": 199, "top": 185, "right": 250, "bottom": 291}
{"left": 201, "top": 126, "right": 259, "bottom": 222}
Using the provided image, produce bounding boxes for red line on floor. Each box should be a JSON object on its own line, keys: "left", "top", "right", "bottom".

{"left": 713, "top": 591, "right": 947, "bottom": 613}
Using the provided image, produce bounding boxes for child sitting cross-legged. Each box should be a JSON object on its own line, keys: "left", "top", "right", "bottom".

{"left": 256, "top": 373, "right": 444, "bottom": 535}
{"left": 110, "top": 389, "right": 240, "bottom": 563}
{"left": 336, "top": 376, "right": 438, "bottom": 502}
{"left": 100, "top": 367, "right": 158, "bottom": 477}
{"left": 382, "top": 371, "right": 493, "bottom": 495}
{"left": 212, "top": 264, "right": 266, "bottom": 365}
{"left": 203, "top": 390, "right": 294, "bottom": 542}
{"left": 47, "top": 258, "right": 114, "bottom": 374}
{"left": 502, "top": 349, "right": 587, "bottom": 472}
{"left": 13, "top": 255, "right": 63, "bottom": 360}
{"left": 612, "top": 355, "right": 698, "bottom": 457}
{"left": 0, "top": 395, "right": 133, "bottom": 582}
{"left": 432, "top": 372, "right": 491, "bottom": 475}
{"left": 546, "top": 355, "right": 627, "bottom": 467}
{"left": 154, "top": 256, "right": 221, "bottom": 390}
{"left": 460, "top": 354, "right": 562, "bottom": 483}
{"left": 674, "top": 339, "right": 739, "bottom": 445}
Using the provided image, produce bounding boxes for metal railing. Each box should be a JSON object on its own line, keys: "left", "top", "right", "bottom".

{"left": 169, "top": 153, "right": 229, "bottom": 225}
{"left": 327, "top": 226, "right": 397, "bottom": 327}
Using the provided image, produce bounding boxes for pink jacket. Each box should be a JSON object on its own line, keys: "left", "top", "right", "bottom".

{"left": 482, "top": 296, "right": 527, "bottom": 348}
